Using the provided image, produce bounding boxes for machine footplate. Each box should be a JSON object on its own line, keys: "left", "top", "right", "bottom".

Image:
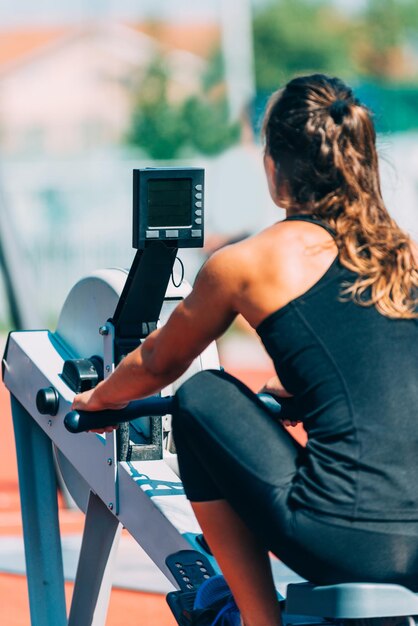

{"left": 166, "top": 550, "right": 217, "bottom": 625}
{"left": 166, "top": 549, "right": 216, "bottom": 592}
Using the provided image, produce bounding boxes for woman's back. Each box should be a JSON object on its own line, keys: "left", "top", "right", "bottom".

{"left": 255, "top": 222, "right": 418, "bottom": 520}
{"left": 229, "top": 214, "right": 418, "bottom": 520}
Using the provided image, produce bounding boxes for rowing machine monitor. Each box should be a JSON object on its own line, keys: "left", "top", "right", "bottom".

{"left": 133, "top": 167, "right": 204, "bottom": 250}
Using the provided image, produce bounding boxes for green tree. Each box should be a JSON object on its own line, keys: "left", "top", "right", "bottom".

{"left": 253, "top": 0, "right": 354, "bottom": 91}
{"left": 127, "top": 54, "right": 240, "bottom": 159}
{"left": 354, "top": 0, "right": 418, "bottom": 80}
{"left": 127, "top": 58, "right": 188, "bottom": 160}
{"left": 183, "top": 95, "right": 240, "bottom": 156}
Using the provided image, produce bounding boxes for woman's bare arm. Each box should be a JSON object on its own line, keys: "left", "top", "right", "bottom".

{"left": 72, "top": 247, "right": 240, "bottom": 413}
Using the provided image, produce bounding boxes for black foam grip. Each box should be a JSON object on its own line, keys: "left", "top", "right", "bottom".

{"left": 257, "top": 392, "right": 283, "bottom": 416}
{"left": 64, "top": 393, "right": 282, "bottom": 434}
{"left": 64, "top": 396, "right": 174, "bottom": 433}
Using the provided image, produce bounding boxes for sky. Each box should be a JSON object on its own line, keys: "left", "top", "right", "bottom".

{"left": 0, "top": 0, "right": 368, "bottom": 27}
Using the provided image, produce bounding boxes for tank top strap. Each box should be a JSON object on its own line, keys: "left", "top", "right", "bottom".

{"left": 283, "top": 214, "right": 336, "bottom": 238}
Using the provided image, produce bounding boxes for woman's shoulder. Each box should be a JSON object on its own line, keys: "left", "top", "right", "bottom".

{"left": 205, "top": 219, "right": 334, "bottom": 271}
{"left": 229, "top": 219, "right": 336, "bottom": 263}
{"left": 220, "top": 220, "right": 308, "bottom": 254}
{"left": 205, "top": 225, "right": 286, "bottom": 272}
{"left": 200, "top": 218, "right": 338, "bottom": 294}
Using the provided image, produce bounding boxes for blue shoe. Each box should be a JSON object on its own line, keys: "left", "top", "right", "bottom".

{"left": 192, "top": 575, "right": 241, "bottom": 626}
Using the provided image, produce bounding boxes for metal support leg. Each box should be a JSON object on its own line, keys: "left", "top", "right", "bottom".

{"left": 68, "top": 491, "right": 121, "bottom": 626}
{"left": 11, "top": 395, "right": 67, "bottom": 626}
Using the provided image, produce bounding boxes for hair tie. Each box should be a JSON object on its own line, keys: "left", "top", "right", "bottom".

{"left": 329, "top": 99, "right": 350, "bottom": 124}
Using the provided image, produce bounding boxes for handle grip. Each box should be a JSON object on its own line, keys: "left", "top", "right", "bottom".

{"left": 64, "top": 393, "right": 282, "bottom": 434}
{"left": 64, "top": 396, "right": 174, "bottom": 433}
{"left": 257, "top": 392, "right": 283, "bottom": 415}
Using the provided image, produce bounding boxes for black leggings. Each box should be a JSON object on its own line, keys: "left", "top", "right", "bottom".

{"left": 172, "top": 370, "right": 418, "bottom": 591}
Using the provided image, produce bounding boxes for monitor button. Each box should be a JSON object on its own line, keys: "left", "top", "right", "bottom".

{"left": 146, "top": 230, "right": 159, "bottom": 238}
{"left": 166, "top": 230, "right": 179, "bottom": 238}
{"left": 195, "top": 201, "right": 202, "bottom": 208}
{"left": 195, "top": 184, "right": 203, "bottom": 191}
{"left": 195, "top": 192, "right": 202, "bottom": 199}
{"left": 192, "top": 229, "right": 202, "bottom": 237}
{"left": 195, "top": 218, "right": 202, "bottom": 225}
{"left": 195, "top": 209, "right": 202, "bottom": 216}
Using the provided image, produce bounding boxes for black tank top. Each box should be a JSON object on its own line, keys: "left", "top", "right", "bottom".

{"left": 257, "top": 215, "right": 418, "bottom": 521}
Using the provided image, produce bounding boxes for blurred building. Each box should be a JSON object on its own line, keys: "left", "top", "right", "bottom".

{"left": 0, "top": 22, "right": 218, "bottom": 156}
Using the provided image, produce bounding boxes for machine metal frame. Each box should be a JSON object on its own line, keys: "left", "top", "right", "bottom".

{"left": 3, "top": 267, "right": 220, "bottom": 626}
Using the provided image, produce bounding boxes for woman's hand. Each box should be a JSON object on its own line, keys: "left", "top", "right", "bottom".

{"left": 259, "top": 375, "right": 301, "bottom": 427}
{"left": 71, "top": 382, "right": 128, "bottom": 433}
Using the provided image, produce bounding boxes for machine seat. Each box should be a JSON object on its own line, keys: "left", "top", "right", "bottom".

{"left": 285, "top": 582, "right": 418, "bottom": 619}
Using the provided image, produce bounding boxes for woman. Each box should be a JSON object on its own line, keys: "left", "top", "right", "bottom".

{"left": 73, "top": 74, "right": 418, "bottom": 626}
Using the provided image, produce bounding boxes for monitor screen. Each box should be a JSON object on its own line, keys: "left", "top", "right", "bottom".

{"left": 147, "top": 178, "right": 192, "bottom": 228}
